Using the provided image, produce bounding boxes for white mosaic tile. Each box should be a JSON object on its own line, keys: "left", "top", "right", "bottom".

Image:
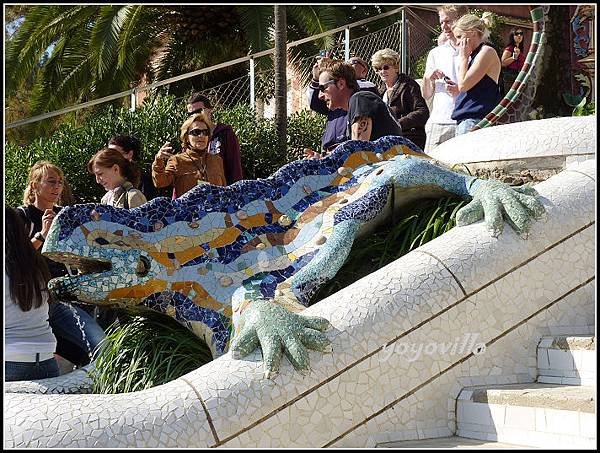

{"left": 5, "top": 128, "right": 595, "bottom": 448}
{"left": 429, "top": 116, "right": 596, "bottom": 165}
{"left": 4, "top": 365, "right": 94, "bottom": 395}
{"left": 504, "top": 405, "right": 537, "bottom": 431}
{"left": 580, "top": 412, "right": 597, "bottom": 438}
{"left": 182, "top": 253, "right": 464, "bottom": 446}
{"left": 4, "top": 379, "right": 214, "bottom": 448}
{"left": 329, "top": 278, "right": 593, "bottom": 447}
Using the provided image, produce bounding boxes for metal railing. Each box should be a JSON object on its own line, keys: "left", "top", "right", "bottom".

{"left": 6, "top": 6, "right": 415, "bottom": 130}
{"left": 7, "top": 5, "right": 530, "bottom": 131}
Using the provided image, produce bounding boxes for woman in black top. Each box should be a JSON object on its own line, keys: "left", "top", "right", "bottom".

{"left": 371, "top": 48, "right": 430, "bottom": 150}
{"left": 19, "top": 161, "right": 106, "bottom": 368}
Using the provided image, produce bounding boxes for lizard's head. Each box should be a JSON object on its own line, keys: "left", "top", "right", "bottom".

{"left": 42, "top": 201, "right": 168, "bottom": 307}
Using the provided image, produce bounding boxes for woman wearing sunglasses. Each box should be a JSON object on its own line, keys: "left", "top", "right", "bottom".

{"left": 371, "top": 48, "right": 429, "bottom": 150}
{"left": 501, "top": 29, "right": 526, "bottom": 95}
{"left": 152, "top": 112, "right": 226, "bottom": 198}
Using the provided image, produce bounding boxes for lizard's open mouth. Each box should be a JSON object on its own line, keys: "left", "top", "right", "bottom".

{"left": 44, "top": 251, "right": 113, "bottom": 275}
{"left": 44, "top": 249, "right": 152, "bottom": 304}
{"left": 44, "top": 252, "right": 113, "bottom": 302}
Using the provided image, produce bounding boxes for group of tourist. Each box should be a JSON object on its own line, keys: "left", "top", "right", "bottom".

{"left": 424, "top": 5, "right": 527, "bottom": 150}
{"left": 307, "top": 5, "right": 526, "bottom": 156}
{"left": 5, "top": 92, "right": 244, "bottom": 381}
{"left": 6, "top": 4, "right": 526, "bottom": 382}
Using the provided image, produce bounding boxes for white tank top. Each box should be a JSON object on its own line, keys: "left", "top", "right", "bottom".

{"left": 4, "top": 271, "right": 57, "bottom": 362}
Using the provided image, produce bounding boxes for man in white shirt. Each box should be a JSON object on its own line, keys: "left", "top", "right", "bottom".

{"left": 422, "top": 5, "right": 469, "bottom": 153}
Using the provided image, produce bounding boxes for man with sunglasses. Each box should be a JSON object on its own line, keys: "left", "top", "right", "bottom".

{"left": 422, "top": 5, "right": 469, "bottom": 152}
{"left": 347, "top": 57, "right": 379, "bottom": 94}
{"left": 305, "top": 54, "right": 379, "bottom": 157}
{"left": 315, "top": 59, "right": 401, "bottom": 147}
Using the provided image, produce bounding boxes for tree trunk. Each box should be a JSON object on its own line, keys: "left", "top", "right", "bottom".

{"left": 274, "top": 5, "right": 287, "bottom": 157}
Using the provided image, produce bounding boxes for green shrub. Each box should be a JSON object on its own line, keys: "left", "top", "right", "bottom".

{"left": 90, "top": 308, "right": 213, "bottom": 394}
{"left": 5, "top": 97, "right": 325, "bottom": 207}
{"left": 572, "top": 97, "right": 595, "bottom": 116}
{"left": 214, "top": 104, "right": 281, "bottom": 180}
{"left": 410, "top": 28, "right": 439, "bottom": 79}
{"left": 311, "top": 196, "right": 466, "bottom": 303}
{"left": 286, "top": 109, "right": 326, "bottom": 161}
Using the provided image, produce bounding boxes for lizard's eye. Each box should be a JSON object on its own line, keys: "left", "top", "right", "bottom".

{"left": 135, "top": 255, "right": 151, "bottom": 277}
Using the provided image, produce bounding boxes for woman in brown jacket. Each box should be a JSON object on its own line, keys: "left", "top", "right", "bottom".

{"left": 152, "top": 112, "right": 227, "bottom": 198}
{"left": 371, "top": 48, "right": 430, "bottom": 150}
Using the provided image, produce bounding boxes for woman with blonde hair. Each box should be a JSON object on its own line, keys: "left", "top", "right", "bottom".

{"left": 450, "top": 12, "right": 502, "bottom": 135}
{"left": 20, "top": 161, "right": 69, "bottom": 252}
{"left": 88, "top": 147, "right": 146, "bottom": 209}
{"left": 152, "top": 111, "right": 227, "bottom": 198}
{"left": 371, "top": 48, "right": 429, "bottom": 149}
{"left": 18, "top": 161, "right": 106, "bottom": 371}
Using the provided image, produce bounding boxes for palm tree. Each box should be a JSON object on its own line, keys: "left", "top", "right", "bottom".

{"left": 6, "top": 5, "right": 396, "bottom": 140}
{"left": 274, "top": 5, "right": 287, "bottom": 156}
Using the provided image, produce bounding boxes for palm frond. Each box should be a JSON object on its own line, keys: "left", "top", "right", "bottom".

{"left": 117, "top": 5, "right": 145, "bottom": 69}
{"left": 5, "top": 5, "right": 61, "bottom": 92}
{"left": 6, "top": 6, "right": 99, "bottom": 94}
{"left": 90, "top": 5, "right": 129, "bottom": 78}
{"left": 236, "top": 5, "right": 273, "bottom": 53}
{"left": 287, "top": 6, "right": 339, "bottom": 41}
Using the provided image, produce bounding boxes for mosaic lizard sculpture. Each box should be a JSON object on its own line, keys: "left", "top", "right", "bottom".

{"left": 43, "top": 136, "right": 545, "bottom": 378}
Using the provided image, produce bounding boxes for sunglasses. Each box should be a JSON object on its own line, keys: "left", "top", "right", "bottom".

{"left": 318, "top": 79, "right": 337, "bottom": 92}
{"left": 186, "top": 128, "right": 210, "bottom": 137}
{"left": 373, "top": 64, "right": 391, "bottom": 71}
{"left": 349, "top": 59, "right": 367, "bottom": 69}
{"left": 514, "top": 31, "right": 524, "bottom": 36}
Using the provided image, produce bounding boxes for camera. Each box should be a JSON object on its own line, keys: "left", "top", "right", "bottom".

{"left": 164, "top": 139, "right": 180, "bottom": 154}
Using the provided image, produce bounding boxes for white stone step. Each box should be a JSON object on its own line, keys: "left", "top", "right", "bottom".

{"left": 376, "top": 436, "right": 530, "bottom": 448}
{"left": 537, "top": 335, "right": 595, "bottom": 385}
{"left": 457, "top": 383, "right": 595, "bottom": 448}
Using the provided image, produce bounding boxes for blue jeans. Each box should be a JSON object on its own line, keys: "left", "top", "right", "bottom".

{"left": 49, "top": 302, "right": 106, "bottom": 366}
{"left": 5, "top": 357, "right": 60, "bottom": 382}
{"left": 455, "top": 118, "right": 483, "bottom": 136}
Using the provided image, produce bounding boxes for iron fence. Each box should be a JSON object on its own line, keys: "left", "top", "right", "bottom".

{"left": 6, "top": 6, "right": 442, "bottom": 131}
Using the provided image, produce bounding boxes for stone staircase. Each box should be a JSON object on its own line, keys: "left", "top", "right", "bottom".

{"left": 377, "top": 334, "right": 596, "bottom": 448}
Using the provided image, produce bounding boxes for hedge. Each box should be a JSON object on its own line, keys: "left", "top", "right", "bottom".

{"left": 5, "top": 95, "right": 325, "bottom": 207}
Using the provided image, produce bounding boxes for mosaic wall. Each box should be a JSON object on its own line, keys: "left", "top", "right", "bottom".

{"left": 43, "top": 136, "right": 429, "bottom": 359}
{"left": 428, "top": 115, "right": 596, "bottom": 168}
{"left": 4, "top": 116, "right": 595, "bottom": 448}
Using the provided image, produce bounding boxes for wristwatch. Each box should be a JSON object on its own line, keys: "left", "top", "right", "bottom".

{"left": 34, "top": 232, "right": 46, "bottom": 243}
